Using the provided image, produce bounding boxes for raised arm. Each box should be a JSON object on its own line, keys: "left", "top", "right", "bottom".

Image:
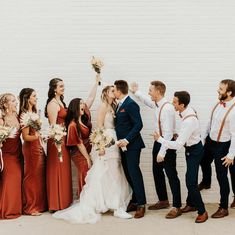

{"left": 96, "top": 103, "right": 107, "bottom": 128}
{"left": 85, "top": 74, "right": 101, "bottom": 109}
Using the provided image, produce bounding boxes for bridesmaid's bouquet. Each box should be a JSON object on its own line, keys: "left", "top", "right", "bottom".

{"left": 20, "top": 112, "right": 42, "bottom": 131}
{"left": 91, "top": 56, "right": 104, "bottom": 85}
{"left": 48, "top": 124, "right": 67, "bottom": 162}
{"left": 89, "top": 127, "right": 115, "bottom": 151}
{"left": 0, "top": 125, "right": 17, "bottom": 172}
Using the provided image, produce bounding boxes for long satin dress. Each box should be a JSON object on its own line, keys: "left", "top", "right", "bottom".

{"left": 46, "top": 106, "right": 72, "bottom": 211}
{"left": 67, "top": 114, "right": 92, "bottom": 198}
{"left": 0, "top": 131, "right": 22, "bottom": 219}
{"left": 22, "top": 127, "right": 47, "bottom": 214}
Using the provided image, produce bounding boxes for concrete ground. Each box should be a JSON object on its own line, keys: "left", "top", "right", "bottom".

{"left": 0, "top": 204, "right": 234, "bottom": 235}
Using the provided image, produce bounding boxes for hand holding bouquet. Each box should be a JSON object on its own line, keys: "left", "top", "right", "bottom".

{"left": 91, "top": 56, "right": 104, "bottom": 85}
{"left": 89, "top": 128, "right": 115, "bottom": 152}
{"left": 20, "top": 112, "right": 42, "bottom": 131}
{"left": 48, "top": 124, "right": 67, "bottom": 162}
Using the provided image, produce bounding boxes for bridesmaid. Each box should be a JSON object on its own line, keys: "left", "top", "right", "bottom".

{"left": 65, "top": 75, "right": 100, "bottom": 198}
{"left": 19, "top": 88, "right": 47, "bottom": 215}
{"left": 45, "top": 78, "right": 73, "bottom": 212}
{"left": 0, "top": 93, "right": 22, "bottom": 219}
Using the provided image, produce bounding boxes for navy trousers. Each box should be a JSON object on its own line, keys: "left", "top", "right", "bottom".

{"left": 121, "top": 149, "right": 146, "bottom": 205}
{"left": 152, "top": 141, "right": 181, "bottom": 208}
{"left": 185, "top": 141, "right": 206, "bottom": 215}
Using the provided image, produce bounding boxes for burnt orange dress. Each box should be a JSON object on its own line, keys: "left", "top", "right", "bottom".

{"left": 0, "top": 131, "right": 22, "bottom": 219}
{"left": 46, "top": 106, "right": 72, "bottom": 211}
{"left": 22, "top": 127, "right": 47, "bottom": 214}
{"left": 67, "top": 108, "right": 92, "bottom": 198}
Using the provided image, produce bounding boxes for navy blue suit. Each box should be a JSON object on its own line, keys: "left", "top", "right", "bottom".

{"left": 115, "top": 96, "right": 146, "bottom": 205}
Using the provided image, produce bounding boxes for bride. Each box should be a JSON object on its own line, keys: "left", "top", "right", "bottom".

{"left": 53, "top": 85, "right": 132, "bottom": 224}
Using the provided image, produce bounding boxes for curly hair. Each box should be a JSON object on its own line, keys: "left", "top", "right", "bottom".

{"left": 0, "top": 93, "right": 15, "bottom": 118}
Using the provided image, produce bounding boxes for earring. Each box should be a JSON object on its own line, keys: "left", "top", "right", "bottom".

{"left": 6, "top": 108, "right": 9, "bottom": 113}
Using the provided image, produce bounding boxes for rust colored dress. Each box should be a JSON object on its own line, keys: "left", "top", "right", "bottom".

{"left": 0, "top": 131, "right": 22, "bottom": 219}
{"left": 22, "top": 127, "right": 47, "bottom": 214}
{"left": 46, "top": 106, "right": 72, "bottom": 211}
{"left": 67, "top": 108, "right": 92, "bottom": 198}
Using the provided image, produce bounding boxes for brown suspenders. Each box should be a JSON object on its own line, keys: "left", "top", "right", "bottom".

{"left": 210, "top": 102, "right": 235, "bottom": 142}
{"left": 158, "top": 102, "right": 170, "bottom": 136}
{"left": 183, "top": 114, "right": 198, "bottom": 121}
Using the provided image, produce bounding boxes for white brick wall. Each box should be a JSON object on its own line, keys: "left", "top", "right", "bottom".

{"left": 1, "top": 0, "right": 235, "bottom": 203}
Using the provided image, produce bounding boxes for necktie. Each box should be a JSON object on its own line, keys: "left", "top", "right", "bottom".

{"left": 179, "top": 113, "right": 182, "bottom": 118}
{"left": 220, "top": 101, "right": 226, "bottom": 108}
{"left": 116, "top": 102, "right": 122, "bottom": 112}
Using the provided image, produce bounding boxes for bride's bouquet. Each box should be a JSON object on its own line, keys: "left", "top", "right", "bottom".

{"left": 89, "top": 127, "right": 115, "bottom": 151}
{"left": 91, "top": 56, "right": 104, "bottom": 85}
{"left": 48, "top": 124, "right": 67, "bottom": 162}
{"left": 0, "top": 125, "right": 17, "bottom": 172}
{"left": 20, "top": 112, "right": 42, "bottom": 131}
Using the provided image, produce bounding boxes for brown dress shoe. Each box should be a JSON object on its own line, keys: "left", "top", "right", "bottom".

{"left": 211, "top": 208, "right": 229, "bottom": 218}
{"left": 181, "top": 205, "right": 197, "bottom": 213}
{"left": 134, "top": 206, "right": 145, "bottom": 219}
{"left": 165, "top": 208, "right": 182, "bottom": 219}
{"left": 230, "top": 197, "right": 235, "bottom": 208}
{"left": 198, "top": 182, "right": 211, "bottom": 191}
{"left": 126, "top": 203, "right": 137, "bottom": 212}
{"left": 195, "top": 212, "right": 208, "bottom": 223}
{"left": 148, "top": 200, "right": 169, "bottom": 210}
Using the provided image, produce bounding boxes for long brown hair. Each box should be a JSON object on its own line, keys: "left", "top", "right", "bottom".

{"left": 45, "top": 78, "right": 66, "bottom": 118}
{"left": 65, "top": 98, "right": 92, "bottom": 138}
{"left": 19, "top": 88, "right": 37, "bottom": 116}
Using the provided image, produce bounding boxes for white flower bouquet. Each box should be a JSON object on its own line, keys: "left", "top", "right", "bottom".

{"left": 48, "top": 124, "right": 67, "bottom": 162}
{"left": 89, "top": 127, "right": 115, "bottom": 151}
{"left": 20, "top": 112, "right": 42, "bottom": 131}
{"left": 91, "top": 56, "right": 104, "bottom": 85}
{"left": 0, "top": 125, "right": 17, "bottom": 172}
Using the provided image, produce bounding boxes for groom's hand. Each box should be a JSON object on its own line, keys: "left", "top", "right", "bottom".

{"left": 117, "top": 139, "right": 128, "bottom": 147}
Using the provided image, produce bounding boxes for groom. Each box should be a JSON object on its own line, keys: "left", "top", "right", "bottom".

{"left": 114, "top": 80, "right": 146, "bottom": 219}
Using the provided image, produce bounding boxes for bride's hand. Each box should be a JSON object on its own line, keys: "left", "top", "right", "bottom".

{"left": 86, "top": 158, "right": 92, "bottom": 169}
{"left": 98, "top": 149, "right": 105, "bottom": 156}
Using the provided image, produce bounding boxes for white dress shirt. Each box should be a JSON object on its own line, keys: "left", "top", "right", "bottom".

{"left": 158, "top": 107, "right": 201, "bottom": 150}
{"left": 205, "top": 98, "right": 235, "bottom": 160}
{"left": 135, "top": 90, "right": 175, "bottom": 157}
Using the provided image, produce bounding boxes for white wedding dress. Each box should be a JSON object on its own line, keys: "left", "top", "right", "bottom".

{"left": 53, "top": 111, "right": 132, "bottom": 224}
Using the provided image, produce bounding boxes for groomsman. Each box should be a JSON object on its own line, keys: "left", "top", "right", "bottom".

{"left": 199, "top": 79, "right": 235, "bottom": 218}
{"left": 130, "top": 81, "right": 182, "bottom": 219}
{"left": 154, "top": 91, "right": 208, "bottom": 223}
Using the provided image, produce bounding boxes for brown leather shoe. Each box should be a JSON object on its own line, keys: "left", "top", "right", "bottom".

{"left": 230, "top": 197, "right": 235, "bottom": 208}
{"left": 198, "top": 182, "right": 211, "bottom": 191}
{"left": 148, "top": 200, "right": 170, "bottom": 210}
{"left": 195, "top": 212, "right": 208, "bottom": 223}
{"left": 126, "top": 203, "right": 138, "bottom": 212}
{"left": 134, "top": 206, "right": 145, "bottom": 219}
{"left": 181, "top": 205, "right": 197, "bottom": 213}
{"left": 211, "top": 208, "right": 229, "bottom": 218}
{"left": 165, "top": 208, "right": 182, "bottom": 219}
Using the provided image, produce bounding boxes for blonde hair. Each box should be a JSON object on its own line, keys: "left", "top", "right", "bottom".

{"left": 101, "top": 85, "right": 116, "bottom": 110}
{"left": 0, "top": 93, "right": 15, "bottom": 118}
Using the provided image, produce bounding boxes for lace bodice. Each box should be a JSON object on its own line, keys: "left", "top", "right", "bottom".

{"left": 104, "top": 111, "right": 115, "bottom": 129}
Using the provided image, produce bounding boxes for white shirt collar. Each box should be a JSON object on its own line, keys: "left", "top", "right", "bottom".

{"left": 156, "top": 97, "right": 168, "bottom": 108}
{"left": 119, "top": 95, "right": 129, "bottom": 104}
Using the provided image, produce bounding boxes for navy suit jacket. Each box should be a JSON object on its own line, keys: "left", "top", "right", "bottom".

{"left": 115, "top": 96, "right": 145, "bottom": 150}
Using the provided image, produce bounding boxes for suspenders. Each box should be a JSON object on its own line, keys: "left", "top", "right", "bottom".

{"left": 183, "top": 114, "right": 198, "bottom": 121}
{"left": 158, "top": 102, "right": 170, "bottom": 136}
{"left": 210, "top": 102, "right": 235, "bottom": 142}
